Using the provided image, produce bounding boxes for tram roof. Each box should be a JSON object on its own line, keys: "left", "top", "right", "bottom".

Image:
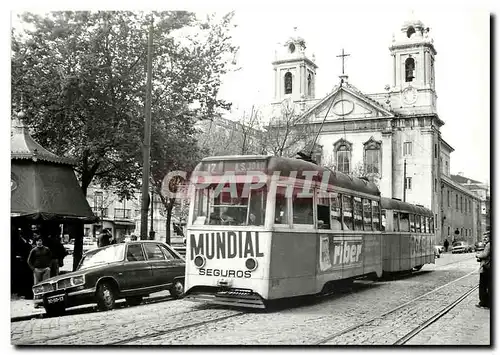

{"left": 197, "top": 155, "right": 380, "bottom": 197}
{"left": 380, "top": 197, "right": 433, "bottom": 216}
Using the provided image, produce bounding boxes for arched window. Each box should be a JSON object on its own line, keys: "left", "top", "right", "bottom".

{"left": 406, "top": 26, "right": 416, "bottom": 38}
{"left": 307, "top": 73, "right": 312, "bottom": 96}
{"left": 334, "top": 139, "right": 352, "bottom": 174}
{"left": 363, "top": 137, "right": 382, "bottom": 175}
{"left": 284, "top": 72, "right": 293, "bottom": 94}
{"left": 405, "top": 57, "right": 415, "bottom": 82}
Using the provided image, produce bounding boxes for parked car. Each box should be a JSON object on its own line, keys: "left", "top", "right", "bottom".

{"left": 451, "top": 241, "right": 472, "bottom": 254}
{"left": 474, "top": 241, "right": 485, "bottom": 252}
{"left": 435, "top": 245, "right": 445, "bottom": 254}
{"left": 32, "top": 241, "right": 185, "bottom": 316}
{"left": 434, "top": 245, "right": 443, "bottom": 258}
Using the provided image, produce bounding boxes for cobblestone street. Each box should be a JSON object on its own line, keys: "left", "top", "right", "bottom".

{"left": 11, "top": 253, "right": 489, "bottom": 346}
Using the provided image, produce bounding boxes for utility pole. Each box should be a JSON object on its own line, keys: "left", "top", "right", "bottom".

{"left": 149, "top": 186, "right": 155, "bottom": 240}
{"left": 140, "top": 17, "right": 154, "bottom": 240}
{"left": 403, "top": 159, "right": 407, "bottom": 202}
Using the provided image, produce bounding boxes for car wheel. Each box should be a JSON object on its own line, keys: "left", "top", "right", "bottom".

{"left": 96, "top": 282, "right": 116, "bottom": 311}
{"left": 170, "top": 279, "right": 185, "bottom": 299}
{"left": 125, "top": 296, "right": 143, "bottom": 307}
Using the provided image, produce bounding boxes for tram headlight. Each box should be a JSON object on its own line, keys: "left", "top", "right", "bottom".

{"left": 245, "top": 257, "right": 258, "bottom": 271}
{"left": 193, "top": 255, "right": 206, "bottom": 268}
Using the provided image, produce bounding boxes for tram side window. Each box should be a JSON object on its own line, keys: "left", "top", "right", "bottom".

{"left": 342, "top": 195, "right": 354, "bottom": 230}
{"left": 409, "top": 214, "right": 416, "bottom": 232}
{"left": 429, "top": 217, "right": 434, "bottom": 233}
{"left": 393, "top": 212, "right": 399, "bottom": 232}
{"left": 192, "top": 188, "right": 210, "bottom": 225}
{"left": 399, "top": 213, "right": 410, "bottom": 232}
{"left": 380, "top": 210, "right": 386, "bottom": 231}
{"left": 422, "top": 216, "right": 427, "bottom": 233}
{"left": 363, "top": 199, "right": 372, "bottom": 231}
{"left": 330, "top": 193, "right": 342, "bottom": 230}
{"left": 415, "top": 215, "right": 421, "bottom": 233}
{"left": 373, "top": 201, "right": 381, "bottom": 231}
{"left": 424, "top": 217, "right": 430, "bottom": 234}
{"left": 316, "top": 191, "right": 330, "bottom": 229}
{"left": 293, "top": 195, "right": 314, "bottom": 225}
{"left": 353, "top": 197, "right": 364, "bottom": 231}
{"left": 274, "top": 186, "right": 289, "bottom": 225}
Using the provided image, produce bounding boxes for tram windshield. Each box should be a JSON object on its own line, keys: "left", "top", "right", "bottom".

{"left": 192, "top": 184, "right": 267, "bottom": 226}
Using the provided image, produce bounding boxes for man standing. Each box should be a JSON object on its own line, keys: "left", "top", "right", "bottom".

{"left": 27, "top": 237, "right": 52, "bottom": 285}
{"left": 476, "top": 232, "right": 491, "bottom": 309}
{"left": 98, "top": 230, "right": 111, "bottom": 248}
{"left": 444, "top": 238, "right": 449, "bottom": 252}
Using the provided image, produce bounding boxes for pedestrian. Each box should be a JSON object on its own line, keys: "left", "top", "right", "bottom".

{"left": 475, "top": 232, "right": 491, "bottom": 309}
{"left": 27, "top": 237, "right": 52, "bottom": 285}
{"left": 444, "top": 238, "right": 449, "bottom": 252}
{"left": 97, "top": 230, "right": 111, "bottom": 248}
{"left": 46, "top": 234, "right": 68, "bottom": 277}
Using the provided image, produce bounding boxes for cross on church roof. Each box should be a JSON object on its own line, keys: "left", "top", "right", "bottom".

{"left": 336, "top": 48, "right": 351, "bottom": 75}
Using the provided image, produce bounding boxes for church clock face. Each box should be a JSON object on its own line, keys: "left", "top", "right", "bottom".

{"left": 402, "top": 87, "right": 418, "bottom": 105}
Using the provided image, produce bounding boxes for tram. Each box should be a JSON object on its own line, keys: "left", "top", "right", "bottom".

{"left": 183, "top": 155, "right": 435, "bottom": 309}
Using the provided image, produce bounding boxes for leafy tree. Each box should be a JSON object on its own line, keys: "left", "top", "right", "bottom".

{"left": 11, "top": 10, "right": 237, "bottom": 199}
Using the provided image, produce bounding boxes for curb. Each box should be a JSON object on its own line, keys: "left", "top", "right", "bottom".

{"left": 11, "top": 293, "right": 172, "bottom": 323}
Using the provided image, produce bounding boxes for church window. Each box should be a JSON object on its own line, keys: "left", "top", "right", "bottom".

{"left": 405, "top": 57, "right": 415, "bottom": 82}
{"left": 333, "top": 139, "right": 352, "bottom": 174}
{"left": 407, "top": 26, "right": 416, "bottom": 38}
{"left": 447, "top": 190, "right": 450, "bottom": 206}
{"left": 307, "top": 73, "right": 312, "bottom": 97}
{"left": 403, "top": 142, "right": 412, "bottom": 156}
{"left": 337, "top": 146, "right": 350, "bottom": 174}
{"left": 363, "top": 137, "right": 381, "bottom": 175}
{"left": 284, "top": 72, "right": 293, "bottom": 94}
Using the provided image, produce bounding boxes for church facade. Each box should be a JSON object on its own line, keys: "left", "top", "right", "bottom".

{"left": 266, "top": 18, "right": 483, "bottom": 244}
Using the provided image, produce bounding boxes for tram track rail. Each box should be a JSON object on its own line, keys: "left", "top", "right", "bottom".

{"left": 313, "top": 270, "right": 478, "bottom": 345}
{"left": 110, "top": 311, "right": 248, "bottom": 345}
{"left": 393, "top": 284, "right": 479, "bottom": 345}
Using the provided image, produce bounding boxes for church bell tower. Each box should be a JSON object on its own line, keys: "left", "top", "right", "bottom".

{"left": 272, "top": 29, "right": 318, "bottom": 111}
{"left": 389, "top": 18, "right": 437, "bottom": 115}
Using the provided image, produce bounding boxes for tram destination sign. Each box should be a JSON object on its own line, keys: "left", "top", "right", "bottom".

{"left": 201, "top": 159, "right": 267, "bottom": 174}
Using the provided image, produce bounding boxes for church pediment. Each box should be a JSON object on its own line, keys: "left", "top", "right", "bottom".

{"left": 300, "top": 83, "right": 394, "bottom": 122}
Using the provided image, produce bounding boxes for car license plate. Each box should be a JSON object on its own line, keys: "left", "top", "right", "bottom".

{"left": 47, "top": 295, "right": 65, "bottom": 304}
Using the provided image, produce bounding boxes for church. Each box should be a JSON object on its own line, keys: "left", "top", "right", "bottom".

{"left": 265, "top": 17, "right": 484, "bottom": 245}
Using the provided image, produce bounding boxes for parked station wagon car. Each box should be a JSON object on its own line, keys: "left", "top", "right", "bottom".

{"left": 33, "top": 241, "right": 185, "bottom": 315}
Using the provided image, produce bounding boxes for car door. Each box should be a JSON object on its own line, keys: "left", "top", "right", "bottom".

{"left": 120, "top": 243, "right": 153, "bottom": 294}
{"left": 158, "top": 243, "right": 185, "bottom": 281}
{"left": 144, "top": 243, "right": 174, "bottom": 289}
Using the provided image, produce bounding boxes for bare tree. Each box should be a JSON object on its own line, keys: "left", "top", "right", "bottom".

{"left": 262, "top": 99, "right": 315, "bottom": 157}
{"left": 197, "top": 107, "right": 264, "bottom": 156}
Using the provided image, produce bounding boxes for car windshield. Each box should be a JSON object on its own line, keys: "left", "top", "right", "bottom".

{"left": 78, "top": 244, "right": 125, "bottom": 270}
{"left": 453, "top": 242, "right": 465, "bottom": 247}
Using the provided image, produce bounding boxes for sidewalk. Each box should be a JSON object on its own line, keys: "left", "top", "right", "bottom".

{"left": 10, "top": 290, "right": 172, "bottom": 322}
